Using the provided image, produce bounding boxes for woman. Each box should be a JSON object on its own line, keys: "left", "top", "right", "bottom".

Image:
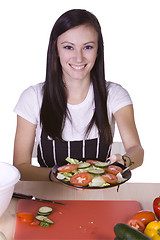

{"left": 13, "top": 9, "right": 144, "bottom": 181}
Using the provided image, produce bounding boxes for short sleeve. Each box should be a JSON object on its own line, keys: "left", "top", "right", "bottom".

{"left": 107, "top": 82, "right": 133, "bottom": 115}
{"left": 14, "top": 83, "right": 43, "bottom": 125}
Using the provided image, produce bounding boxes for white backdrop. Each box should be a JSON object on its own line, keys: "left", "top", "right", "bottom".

{"left": 0, "top": 0, "right": 160, "bottom": 182}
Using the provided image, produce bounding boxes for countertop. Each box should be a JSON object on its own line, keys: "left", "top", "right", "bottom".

{"left": 0, "top": 181, "right": 159, "bottom": 239}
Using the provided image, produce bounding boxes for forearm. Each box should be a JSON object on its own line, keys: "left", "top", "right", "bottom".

{"left": 124, "top": 145, "right": 144, "bottom": 170}
{"left": 113, "top": 105, "right": 144, "bottom": 170}
{"left": 15, "top": 163, "right": 52, "bottom": 181}
{"left": 109, "top": 145, "right": 144, "bottom": 170}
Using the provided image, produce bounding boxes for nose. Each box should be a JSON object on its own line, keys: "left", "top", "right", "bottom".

{"left": 75, "top": 49, "right": 83, "bottom": 63}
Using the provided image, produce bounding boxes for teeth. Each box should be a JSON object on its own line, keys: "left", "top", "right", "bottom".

{"left": 70, "top": 64, "right": 86, "bottom": 70}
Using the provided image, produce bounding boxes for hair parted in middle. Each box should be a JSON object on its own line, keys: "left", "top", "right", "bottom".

{"left": 40, "top": 9, "right": 113, "bottom": 145}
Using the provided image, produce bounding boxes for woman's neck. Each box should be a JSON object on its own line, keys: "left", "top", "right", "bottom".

{"left": 65, "top": 79, "right": 91, "bottom": 105}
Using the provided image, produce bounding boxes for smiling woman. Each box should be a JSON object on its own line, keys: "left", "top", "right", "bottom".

{"left": 13, "top": 9, "right": 144, "bottom": 181}
{"left": 57, "top": 24, "right": 98, "bottom": 104}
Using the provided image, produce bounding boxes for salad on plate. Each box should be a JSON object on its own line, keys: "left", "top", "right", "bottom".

{"left": 55, "top": 157, "right": 129, "bottom": 188}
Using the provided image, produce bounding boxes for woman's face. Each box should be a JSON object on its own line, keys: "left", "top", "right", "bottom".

{"left": 57, "top": 24, "right": 98, "bottom": 83}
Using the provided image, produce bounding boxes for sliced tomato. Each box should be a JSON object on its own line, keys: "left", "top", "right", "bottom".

{"left": 70, "top": 172, "right": 92, "bottom": 186}
{"left": 86, "top": 160, "right": 101, "bottom": 165}
{"left": 127, "top": 219, "right": 145, "bottom": 232}
{"left": 21, "top": 218, "right": 34, "bottom": 223}
{"left": 132, "top": 210, "right": 156, "bottom": 226}
{"left": 16, "top": 212, "right": 34, "bottom": 220}
{"left": 101, "top": 173, "right": 118, "bottom": 184}
{"left": 57, "top": 164, "right": 79, "bottom": 172}
{"left": 16, "top": 212, "right": 34, "bottom": 222}
{"left": 104, "top": 165, "right": 123, "bottom": 175}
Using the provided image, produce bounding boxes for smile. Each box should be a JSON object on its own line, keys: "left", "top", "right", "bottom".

{"left": 69, "top": 64, "right": 87, "bottom": 70}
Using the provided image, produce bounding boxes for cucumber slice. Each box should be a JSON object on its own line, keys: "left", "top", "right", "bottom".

{"left": 88, "top": 169, "right": 105, "bottom": 175}
{"left": 94, "top": 162, "right": 109, "bottom": 168}
{"left": 78, "top": 162, "right": 91, "bottom": 169}
{"left": 36, "top": 215, "right": 54, "bottom": 224}
{"left": 43, "top": 218, "right": 54, "bottom": 224}
{"left": 38, "top": 206, "right": 53, "bottom": 215}
{"left": 37, "top": 211, "right": 51, "bottom": 216}
{"left": 39, "top": 222, "right": 50, "bottom": 227}
{"left": 36, "top": 215, "right": 48, "bottom": 221}
{"left": 89, "top": 176, "right": 106, "bottom": 187}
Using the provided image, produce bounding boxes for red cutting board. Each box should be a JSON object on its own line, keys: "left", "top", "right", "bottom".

{"left": 14, "top": 199, "right": 141, "bottom": 240}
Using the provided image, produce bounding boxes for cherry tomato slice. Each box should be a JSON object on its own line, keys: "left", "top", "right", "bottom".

{"left": 101, "top": 173, "right": 118, "bottom": 184}
{"left": 70, "top": 172, "right": 92, "bottom": 186}
{"left": 20, "top": 218, "right": 34, "bottom": 223}
{"left": 57, "top": 164, "right": 79, "bottom": 172}
{"left": 132, "top": 210, "right": 156, "bottom": 226}
{"left": 104, "top": 165, "right": 123, "bottom": 175}
{"left": 86, "top": 160, "right": 101, "bottom": 165}
{"left": 16, "top": 212, "right": 34, "bottom": 223}
{"left": 127, "top": 219, "right": 145, "bottom": 232}
{"left": 16, "top": 212, "right": 34, "bottom": 220}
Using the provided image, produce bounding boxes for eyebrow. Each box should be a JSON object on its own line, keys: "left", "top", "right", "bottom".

{"left": 61, "top": 41, "right": 96, "bottom": 45}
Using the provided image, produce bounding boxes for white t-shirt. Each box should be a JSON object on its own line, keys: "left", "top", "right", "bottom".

{"left": 14, "top": 81, "right": 132, "bottom": 145}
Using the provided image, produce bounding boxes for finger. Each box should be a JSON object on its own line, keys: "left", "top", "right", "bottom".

{"left": 105, "top": 159, "right": 111, "bottom": 164}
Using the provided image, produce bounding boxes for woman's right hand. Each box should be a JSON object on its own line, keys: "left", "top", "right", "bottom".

{"left": 49, "top": 168, "right": 59, "bottom": 182}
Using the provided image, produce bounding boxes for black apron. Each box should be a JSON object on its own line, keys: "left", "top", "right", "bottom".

{"left": 37, "top": 129, "right": 111, "bottom": 167}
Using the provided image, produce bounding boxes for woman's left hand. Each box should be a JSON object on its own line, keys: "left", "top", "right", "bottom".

{"left": 106, "top": 154, "right": 124, "bottom": 165}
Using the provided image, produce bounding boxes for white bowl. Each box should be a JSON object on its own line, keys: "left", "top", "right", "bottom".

{"left": 0, "top": 162, "right": 20, "bottom": 217}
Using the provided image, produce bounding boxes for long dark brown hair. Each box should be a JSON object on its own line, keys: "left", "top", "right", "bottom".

{"left": 40, "top": 9, "right": 113, "bottom": 145}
